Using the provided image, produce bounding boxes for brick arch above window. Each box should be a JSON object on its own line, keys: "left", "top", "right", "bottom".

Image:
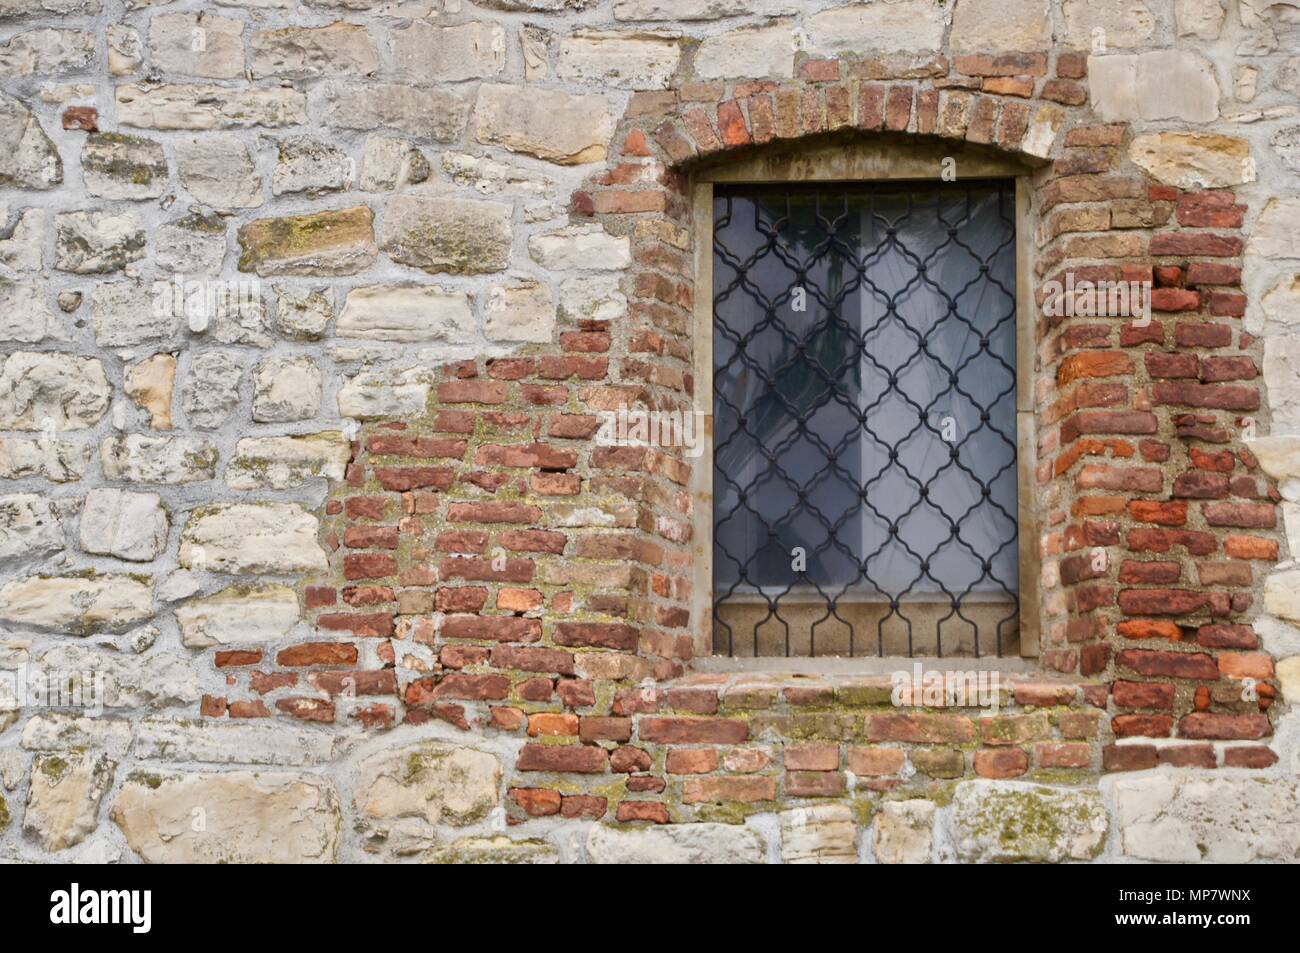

{"left": 559, "top": 58, "right": 1280, "bottom": 705}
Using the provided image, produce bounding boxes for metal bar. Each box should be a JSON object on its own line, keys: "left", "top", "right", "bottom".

{"left": 711, "top": 180, "right": 1020, "bottom": 658}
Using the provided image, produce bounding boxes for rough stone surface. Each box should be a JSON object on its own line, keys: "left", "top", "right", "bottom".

{"left": 780, "top": 803, "right": 857, "bottom": 863}
{"left": 381, "top": 194, "right": 513, "bottom": 274}
{"left": 90, "top": 280, "right": 179, "bottom": 347}
{"left": 179, "top": 502, "right": 328, "bottom": 574}
{"left": 484, "top": 281, "right": 557, "bottom": 343}
{"left": 355, "top": 743, "right": 501, "bottom": 852}
{"left": 0, "top": 351, "right": 110, "bottom": 431}
{"left": 0, "top": 209, "right": 45, "bottom": 272}
{"left": 275, "top": 287, "right": 334, "bottom": 340}
{"left": 175, "top": 135, "right": 264, "bottom": 211}
{"left": 694, "top": 23, "right": 793, "bottom": 79}
{"left": 359, "top": 136, "right": 429, "bottom": 191}
{"left": 78, "top": 488, "right": 169, "bottom": 562}
{"left": 425, "top": 835, "right": 559, "bottom": 864}
{"left": 949, "top": 0, "right": 1053, "bottom": 52}
{"left": 1063, "top": 0, "right": 1157, "bottom": 49}
{"left": 1249, "top": 198, "right": 1300, "bottom": 261}
{"left": 805, "top": 1, "right": 946, "bottom": 55}
{"left": 475, "top": 84, "right": 616, "bottom": 164}
{"left": 116, "top": 83, "right": 307, "bottom": 130}
{"left": 319, "top": 82, "right": 469, "bottom": 141}
{"left": 21, "top": 713, "right": 133, "bottom": 758}
{"left": 528, "top": 225, "right": 631, "bottom": 270}
{"left": 0, "top": 493, "right": 63, "bottom": 562}
{"left": 125, "top": 353, "right": 177, "bottom": 430}
{"left": 1089, "top": 52, "right": 1220, "bottom": 123}
{"left": 39, "top": 643, "right": 198, "bottom": 709}
{"left": 226, "top": 432, "right": 350, "bottom": 490}
{"left": 54, "top": 210, "right": 145, "bottom": 274}
{"left": 112, "top": 772, "right": 340, "bottom": 863}
{"left": 873, "top": 798, "right": 936, "bottom": 864}
{"left": 586, "top": 822, "right": 766, "bottom": 863}
{"left": 0, "top": 279, "right": 62, "bottom": 343}
{"left": 23, "top": 751, "right": 115, "bottom": 852}
{"left": 175, "top": 584, "right": 300, "bottom": 647}
{"left": 338, "top": 286, "right": 475, "bottom": 343}
{"left": 0, "top": 91, "right": 61, "bottom": 190}
{"left": 1176, "top": 0, "right": 1227, "bottom": 38}
{"left": 953, "top": 781, "right": 1108, "bottom": 863}
{"left": 251, "top": 357, "right": 321, "bottom": 423}
{"left": 1128, "top": 133, "right": 1253, "bottom": 188}
{"left": 1115, "top": 776, "right": 1300, "bottom": 863}
{"left": 391, "top": 21, "right": 505, "bottom": 81}
{"left": 252, "top": 22, "right": 379, "bottom": 79}
{"left": 238, "top": 206, "right": 377, "bottom": 277}
{"left": 133, "top": 717, "right": 336, "bottom": 766}
{"left": 0, "top": 28, "right": 94, "bottom": 76}
{"left": 183, "top": 350, "right": 243, "bottom": 429}
{"left": 555, "top": 30, "right": 681, "bottom": 88}
{"left": 0, "top": 574, "right": 153, "bottom": 634}
{"left": 100, "top": 434, "right": 219, "bottom": 484}
{"left": 273, "top": 137, "right": 355, "bottom": 196}
{"left": 148, "top": 12, "right": 245, "bottom": 80}
{"left": 81, "top": 132, "right": 168, "bottom": 200}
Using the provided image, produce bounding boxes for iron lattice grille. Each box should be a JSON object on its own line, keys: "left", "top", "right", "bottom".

{"left": 711, "top": 181, "right": 1019, "bottom": 658}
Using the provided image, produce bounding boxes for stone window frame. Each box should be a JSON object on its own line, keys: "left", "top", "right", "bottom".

{"left": 687, "top": 137, "right": 1044, "bottom": 664}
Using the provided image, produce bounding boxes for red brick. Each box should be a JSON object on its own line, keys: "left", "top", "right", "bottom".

{"left": 973, "top": 748, "right": 1029, "bottom": 778}
{"left": 374, "top": 467, "right": 455, "bottom": 492}
{"left": 864, "top": 713, "right": 976, "bottom": 743}
{"left": 681, "top": 776, "right": 776, "bottom": 803}
{"left": 527, "top": 712, "right": 578, "bottom": 737}
{"left": 1036, "top": 743, "right": 1091, "bottom": 768}
{"left": 442, "top": 615, "right": 541, "bottom": 642}
{"left": 554, "top": 621, "right": 639, "bottom": 651}
{"left": 510, "top": 788, "right": 562, "bottom": 816}
{"left": 1223, "top": 746, "right": 1278, "bottom": 768}
{"left": 784, "top": 743, "right": 839, "bottom": 771}
{"left": 1178, "top": 713, "right": 1271, "bottom": 740}
{"left": 1113, "top": 680, "right": 1175, "bottom": 709}
{"left": 277, "top": 642, "right": 357, "bottom": 666}
{"left": 1158, "top": 744, "right": 1216, "bottom": 768}
{"left": 62, "top": 105, "right": 98, "bottom": 131}
{"left": 1103, "top": 744, "right": 1158, "bottom": 771}
{"left": 786, "top": 771, "right": 847, "bottom": 797}
{"left": 639, "top": 717, "right": 748, "bottom": 744}
{"left": 666, "top": 748, "right": 718, "bottom": 774}
{"left": 275, "top": 697, "right": 335, "bottom": 723}
{"left": 1116, "top": 648, "right": 1219, "bottom": 679}
{"left": 517, "top": 744, "right": 608, "bottom": 774}
{"left": 343, "top": 553, "right": 397, "bottom": 580}
{"left": 428, "top": 673, "right": 510, "bottom": 701}
{"left": 579, "top": 716, "right": 633, "bottom": 742}
{"left": 1112, "top": 713, "right": 1173, "bottom": 737}
{"left": 562, "top": 795, "right": 608, "bottom": 818}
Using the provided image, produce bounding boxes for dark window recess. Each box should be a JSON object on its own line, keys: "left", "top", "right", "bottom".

{"left": 712, "top": 181, "right": 1019, "bottom": 658}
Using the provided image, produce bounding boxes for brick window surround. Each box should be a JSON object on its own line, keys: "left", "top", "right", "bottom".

{"left": 273, "top": 54, "right": 1282, "bottom": 825}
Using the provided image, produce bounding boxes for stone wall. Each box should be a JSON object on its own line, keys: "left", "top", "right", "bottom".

{"left": 2, "top": 0, "right": 1300, "bottom": 863}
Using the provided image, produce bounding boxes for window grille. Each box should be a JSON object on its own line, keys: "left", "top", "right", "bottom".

{"left": 711, "top": 181, "right": 1019, "bottom": 658}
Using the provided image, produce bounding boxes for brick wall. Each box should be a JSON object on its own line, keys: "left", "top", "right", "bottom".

{"left": 2, "top": 0, "right": 1299, "bottom": 864}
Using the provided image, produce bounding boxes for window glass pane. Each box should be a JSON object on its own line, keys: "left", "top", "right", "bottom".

{"left": 712, "top": 182, "right": 1018, "bottom": 657}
